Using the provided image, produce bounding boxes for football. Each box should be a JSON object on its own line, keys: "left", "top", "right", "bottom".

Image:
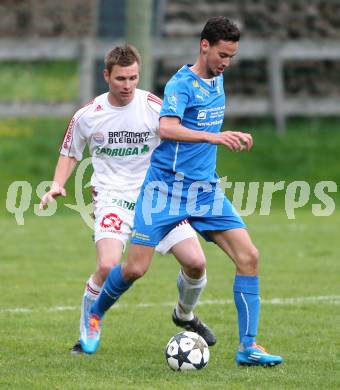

{"left": 165, "top": 331, "right": 210, "bottom": 371}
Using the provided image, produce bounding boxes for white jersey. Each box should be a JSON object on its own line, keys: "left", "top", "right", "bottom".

{"left": 60, "top": 89, "right": 162, "bottom": 199}
{"left": 59, "top": 88, "right": 197, "bottom": 252}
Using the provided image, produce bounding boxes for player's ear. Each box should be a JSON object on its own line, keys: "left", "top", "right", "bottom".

{"left": 200, "top": 39, "right": 210, "bottom": 54}
{"left": 103, "top": 69, "right": 110, "bottom": 83}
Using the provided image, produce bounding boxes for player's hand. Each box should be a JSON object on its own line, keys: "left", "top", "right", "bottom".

{"left": 209, "top": 131, "right": 253, "bottom": 151}
{"left": 39, "top": 182, "right": 66, "bottom": 209}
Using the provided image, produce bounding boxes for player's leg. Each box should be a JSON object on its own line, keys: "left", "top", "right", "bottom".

{"left": 91, "top": 243, "right": 155, "bottom": 314}
{"left": 81, "top": 166, "right": 184, "bottom": 353}
{"left": 170, "top": 236, "right": 217, "bottom": 346}
{"left": 210, "top": 228, "right": 259, "bottom": 344}
{"left": 171, "top": 235, "right": 206, "bottom": 319}
{"left": 94, "top": 238, "right": 124, "bottom": 285}
{"left": 209, "top": 228, "right": 282, "bottom": 366}
{"left": 72, "top": 238, "right": 124, "bottom": 354}
{"left": 81, "top": 244, "right": 154, "bottom": 354}
{"left": 155, "top": 222, "right": 205, "bottom": 315}
{"left": 74, "top": 199, "right": 130, "bottom": 354}
{"left": 83, "top": 238, "right": 124, "bottom": 330}
{"left": 155, "top": 222, "right": 216, "bottom": 345}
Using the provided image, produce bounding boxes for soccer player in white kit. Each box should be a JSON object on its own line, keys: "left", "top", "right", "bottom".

{"left": 40, "top": 45, "right": 216, "bottom": 353}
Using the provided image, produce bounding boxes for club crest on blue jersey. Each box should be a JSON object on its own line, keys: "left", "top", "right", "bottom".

{"left": 168, "top": 92, "right": 178, "bottom": 112}
{"left": 192, "top": 80, "right": 210, "bottom": 97}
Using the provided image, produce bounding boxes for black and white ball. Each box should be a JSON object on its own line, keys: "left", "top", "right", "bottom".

{"left": 165, "top": 331, "right": 210, "bottom": 371}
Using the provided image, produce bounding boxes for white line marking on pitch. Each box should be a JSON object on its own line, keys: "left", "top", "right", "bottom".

{"left": 0, "top": 295, "right": 339, "bottom": 315}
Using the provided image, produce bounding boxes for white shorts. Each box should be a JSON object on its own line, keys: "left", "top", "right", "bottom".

{"left": 93, "top": 192, "right": 197, "bottom": 255}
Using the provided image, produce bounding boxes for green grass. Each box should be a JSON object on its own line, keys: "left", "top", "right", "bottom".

{"left": 0, "top": 62, "right": 339, "bottom": 387}
{"left": 1, "top": 117, "right": 340, "bottom": 388}
{"left": 0, "top": 211, "right": 339, "bottom": 389}
{"left": 218, "top": 117, "right": 340, "bottom": 183}
{"left": 0, "top": 61, "right": 78, "bottom": 102}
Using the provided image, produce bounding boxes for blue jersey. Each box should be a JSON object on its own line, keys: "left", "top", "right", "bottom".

{"left": 151, "top": 65, "right": 226, "bottom": 182}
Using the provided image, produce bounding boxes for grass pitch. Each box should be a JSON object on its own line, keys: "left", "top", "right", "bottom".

{"left": 1, "top": 211, "right": 339, "bottom": 389}
{"left": 0, "top": 63, "right": 339, "bottom": 388}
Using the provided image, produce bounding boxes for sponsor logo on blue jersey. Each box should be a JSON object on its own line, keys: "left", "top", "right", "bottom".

{"left": 197, "top": 110, "right": 207, "bottom": 120}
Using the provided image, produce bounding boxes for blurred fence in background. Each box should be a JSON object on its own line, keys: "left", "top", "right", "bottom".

{"left": 1, "top": 37, "right": 340, "bottom": 133}
{"left": 0, "top": 0, "right": 340, "bottom": 133}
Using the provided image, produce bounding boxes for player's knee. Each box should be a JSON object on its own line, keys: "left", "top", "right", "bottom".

{"left": 236, "top": 246, "right": 259, "bottom": 275}
{"left": 122, "top": 262, "right": 148, "bottom": 281}
{"left": 182, "top": 253, "right": 206, "bottom": 279}
{"left": 96, "top": 256, "right": 120, "bottom": 281}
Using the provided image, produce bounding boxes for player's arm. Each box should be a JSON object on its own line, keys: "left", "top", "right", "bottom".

{"left": 39, "top": 155, "right": 77, "bottom": 209}
{"left": 159, "top": 116, "right": 253, "bottom": 151}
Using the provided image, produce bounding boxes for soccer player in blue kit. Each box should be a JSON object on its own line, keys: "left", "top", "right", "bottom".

{"left": 82, "top": 17, "right": 283, "bottom": 367}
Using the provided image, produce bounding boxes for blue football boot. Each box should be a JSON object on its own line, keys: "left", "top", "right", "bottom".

{"left": 236, "top": 343, "right": 283, "bottom": 367}
{"left": 71, "top": 293, "right": 97, "bottom": 355}
{"left": 80, "top": 313, "right": 101, "bottom": 354}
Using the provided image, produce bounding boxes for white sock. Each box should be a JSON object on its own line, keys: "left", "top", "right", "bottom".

{"left": 175, "top": 269, "right": 207, "bottom": 321}
{"left": 85, "top": 275, "right": 102, "bottom": 300}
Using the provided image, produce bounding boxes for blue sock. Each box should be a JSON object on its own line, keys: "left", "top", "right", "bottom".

{"left": 233, "top": 275, "right": 260, "bottom": 348}
{"left": 91, "top": 264, "right": 133, "bottom": 318}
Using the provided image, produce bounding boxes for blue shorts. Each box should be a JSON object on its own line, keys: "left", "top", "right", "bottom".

{"left": 131, "top": 166, "right": 246, "bottom": 247}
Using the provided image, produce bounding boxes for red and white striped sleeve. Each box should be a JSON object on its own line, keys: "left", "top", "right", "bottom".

{"left": 147, "top": 92, "right": 163, "bottom": 113}
{"left": 146, "top": 92, "right": 163, "bottom": 134}
{"left": 59, "top": 100, "right": 93, "bottom": 160}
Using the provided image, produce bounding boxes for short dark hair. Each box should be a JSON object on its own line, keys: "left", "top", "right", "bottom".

{"left": 105, "top": 44, "right": 141, "bottom": 74}
{"left": 201, "top": 16, "right": 240, "bottom": 45}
